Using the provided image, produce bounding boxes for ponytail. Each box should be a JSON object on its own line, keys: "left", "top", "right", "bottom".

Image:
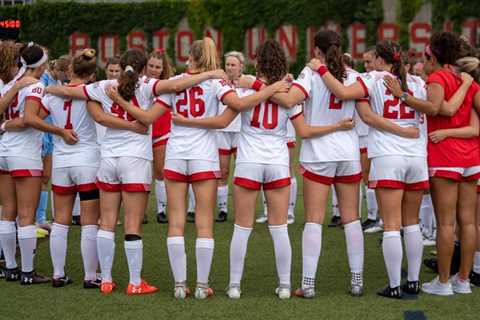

{"left": 191, "top": 37, "right": 218, "bottom": 72}
{"left": 457, "top": 56, "right": 480, "bottom": 83}
{"left": 0, "top": 41, "right": 17, "bottom": 82}
{"left": 314, "top": 30, "right": 346, "bottom": 82}
{"left": 73, "top": 48, "right": 97, "bottom": 79}
{"left": 117, "top": 49, "right": 147, "bottom": 101}
{"left": 376, "top": 41, "right": 408, "bottom": 92}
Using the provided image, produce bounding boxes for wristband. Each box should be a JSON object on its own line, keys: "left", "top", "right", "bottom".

{"left": 251, "top": 79, "right": 263, "bottom": 91}
{"left": 317, "top": 65, "right": 328, "bottom": 76}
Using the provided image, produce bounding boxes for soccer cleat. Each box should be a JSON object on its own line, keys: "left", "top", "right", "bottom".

{"left": 126, "top": 280, "right": 158, "bottom": 295}
{"left": 377, "top": 285, "right": 402, "bottom": 299}
{"left": 421, "top": 276, "right": 454, "bottom": 296}
{"left": 215, "top": 211, "right": 228, "bottom": 223}
{"left": 364, "top": 222, "right": 383, "bottom": 233}
{"left": 402, "top": 281, "right": 420, "bottom": 295}
{"left": 275, "top": 286, "right": 291, "bottom": 299}
{"left": 293, "top": 287, "right": 315, "bottom": 299}
{"left": 186, "top": 212, "right": 195, "bottom": 223}
{"left": 4, "top": 267, "right": 20, "bottom": 281}
{"left": 361, "top": 218, "right": 377, "bottom": 230}
{"left": 328, "top": 215, "right": 341, "bottom": 228}
{"left": 84, "top": 277, "right": 102, "bottom": 289}
{"left": 350, "top": 284, "right": 364, "bottom": 297}
{"left": 195, "top": 285, "right": 214, "bottom": 299}
{"left": 256, "top": 215, "right": 268, "bottom": 224}
{"left": 100, "top": 281, "right": 116, "bottom": 295}
{"left": 52, "top": 275, "right": 73, "bottom": 288}
{"left": 423, "top": 258, "right": 438, "bottom": 273}
{"left": 226, "top": 284, "right": 241, "bottom": 299}
{"left": 0, "top": 267, "right": 4, "bottom": 279}
{"left": 156, "top": 212, "right": 168, "bottom": 224}
{"left": 450, "top": 274, "right": 472, "bottom": 294}
{"left": 36, "top": 227, "right": 49, "bottom": 238}
{"left": 20, "top": 271, "right": 50, "bottom": 285}
{"left": 470, "top": 271, "right": 480, "bottom": 287}
{"left": 287, "top": 214, "right": 295, "bottom": 225}
{"left": 422, "top": 238, "right": 436, "bottom": 247}
{"left": 173, "top": 282, "right": 190, "bottom": 299}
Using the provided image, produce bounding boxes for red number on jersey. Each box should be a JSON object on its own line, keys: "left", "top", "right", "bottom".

{"left": 250, "top": 101, "right": 279, "bottom": 129}
{"left": 5, "top": 93, "right": 19, "bottom": 120}
{"left": 63, "top": 100, "right": 73, "bottom": 129}
{"left": 329, "top": 94, "right": 343, "bottom": 109}
{"left": 175, "top": 86, "right": 205, "bottom": 118}
{"left": 110, "top": 96, "right": 140, "bottom": 122}
{"left": 383, "top": 89, "right": 415, "bottom": 120}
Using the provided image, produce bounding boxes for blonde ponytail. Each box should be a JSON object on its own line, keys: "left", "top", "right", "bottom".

{"left": 191, "top": 37, "right": 218, "bottom": 72}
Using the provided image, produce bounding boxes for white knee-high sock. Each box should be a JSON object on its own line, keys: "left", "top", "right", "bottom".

{"left": 262, "top": 190, "right": 268, "bottom": 216}
{"left": 125, "top": 239, "right": 143, "bottom": 286}
{"left": 217, "top": 185, "right": 228, "bottom": 213}
{"left": 96, "top": 230, "right": 115, "bottom": 283}
{"left": 331, "top": 186, "right": 340, "bottom": 217}
{"left": 344, "top": 220, "right": 364, "bottom": 274}
{"left": 473, "top": 251, "right": 480, "bottom": 274}
{"left": 18, "top": 225, "right": 37, "bottom": 273}
{"left": 50, "top": 223, "right": 69, "bottom": 278}
{"left": 403, "top": 224, "right": 423, "bottom": 282}
{"left": 382, "top": 231, "right": 402, "bottom": 288}
{"left": 167, "top": 236, "right": 187, "bottom": 283}
{"left": 301, "top": 223, "right": 322, "bottom": 289}
{"left": 72, "top": 194, "right": 80, "bottom": 217}
{"left": 269, "top": 224, "right": 292, "bottom": 287}
{"left": 196, "top": 238, "right": 214, "bottom": 285}
{"left": 288, "top": 177, "right": 297, "bottom": 216}
{"left": 187, "top": 185, "right": 196, "bottom": 213}
{"left": 420, "top": 194, "right": 435, "bottom": 239}
{"left": 155, "top": 179, "right": 167, "bottom": 214}
{"left": 366, "top": 188, "right": 378, "bottom": 220}
{"left": 0, "top": 220, "right": 17, "bottom": 269}
{"left": 358, "top": 185, "right": 364, "bottom": 218}
{"left": 229, "top": 224, "right": 252, "bottom": 285}
{"left": 81, "top": 225, "right": 99, "bottom": 281}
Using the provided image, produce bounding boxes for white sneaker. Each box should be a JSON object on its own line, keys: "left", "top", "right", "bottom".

{"left": 174, "top": 283, "right": 189, "bottom": 299}
{"left": 256, "top": 215, "right": 268, "bottom": 223}
{"left": 275, "top": 286, "right": 291, "bottom": 299}
{"left": 287, "top": 214, "right": 295, "bottom": 225}
{"left": 194, "top": 285, "right": 214, "bottom": 299}
{"left": 450, "top": 274, "right": 472, "bottom": 294}
{"left": 421, "top": 276, "right": 454, "bottom": 296}
{"left": 422, "top": 238, "right": 436, "bottom": 246}
{"left": 226, "top": 284, "right": 241, "bottom": 299}
{"left": 364, "top": 224, "right": 383, "bottom": 233}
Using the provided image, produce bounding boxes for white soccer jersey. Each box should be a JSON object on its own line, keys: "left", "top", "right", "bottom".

{"left": 236, "top": 88, "right": 303, "bottom": 166}
{"left": 355, "top": 72, "right": 371, "bottom": 137}
{"left": 217, "top": 87, "right": 246, "bottom": 132}
{"left": 358, "top": 71, "right": 426, "bottom": 158}
{"left": 158, "top": 73, "right": 235, "bottom": 162}
{"left": 41, "top": 85, "right": 100, "bottom": 169}
{"left": 0, "top": 81, "right": 45, "bottom": 160}
{"left": 407, "top": 74, "right": 428, "bottom": 147}
{"left": 84, "top": 77, "right": 159, "bottom": 160}
{"left": 293, "top": 67, "right": 360, "bottom": 162}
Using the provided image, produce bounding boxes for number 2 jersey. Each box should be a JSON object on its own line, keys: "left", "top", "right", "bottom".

{"left": 41, "top": 84, "right": 100, "bottom": 169}
{"left": 293, "top": 67, "right": 360, "bottom": 163}
{"left": 0, "top": 80, "right": 45, "bottom": 160}
{"left": 236, "top": 87, "right": 303, "bottom": 167}
{"left": 357, "top": 70, "right": 426, "bottom": 158}
{"left": 157, "top": 73, "right": 235, "bottom": 162}
{"left": 84, "top": 77, "right": 159, "bottom": 160}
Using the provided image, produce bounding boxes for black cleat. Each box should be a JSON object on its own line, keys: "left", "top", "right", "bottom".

{"left": 84, "top": 277, "right": 102, "bottom": 289}
{"left": 0, "top": 267, "right": 4, "bottom": 279}
{"left": 377, "top": 285, "right": 402, "bottom": 299}
{"left": 4, "top": 267, "right": 20, "bottom": 281}
{"left": 423, "top": 258, "right": 438, "bottom": 273}
{"left": 328, "top": 216, "right": 341, "bottom": 228}
{"left": 52, "top": 275, "right": 73, "bottom": 288}
{"left": 71, "top": 216, "right": 81, "bottom": 226}
{"left": 470, "top": 271, "right": 480, "bottom": 287}
{"left": 156, "top": 212, "right": 168, "bottom": 224}
{"left": 402, "top": 281, "right": 420, "bottom": 295}
{"left": 187, "top": 212, "right": 195, "bottom": 223}
{"left": 215, "top": 211, "right": 228, "bottom": 223}
{"left": 361, "top": 218, "right": 377, "bottom": 230}
{"left": 20, "top": 271, "right": 50, "bottom": 285}
{"left": 142, "top": 214, "right": 148, "bottom": 224}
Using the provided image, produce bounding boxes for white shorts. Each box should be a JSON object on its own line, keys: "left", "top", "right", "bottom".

{"left": 0, "top": 156, "right": 43, "bottom": 177}
{"left": 300, "top": 161, "right": 362, "bottom": 185}
{"left": 217, "top": 132, "right": 239, "bottom": 155}
{"left": 359, "top": 136, "right": 368, "bottom": 154}
{"left": 97, "top": 157, "right": 152, "bottom": 192}
{"left": 52, "top": 166, "right": 99, "bottom": 194}
{"left": 429, "top": 166, "right": 480, "bottom": 182}
{"left": 152, "top": 133, "right": 169, "bottom": 148}
{"left": 164, "top": 159, "right": 221, "bottom": 182}
{"left": 369, "top": 156, "right": 429, "bottom": 190}
{"left": 234, "top": 163, "right": 291, "bottom": 190}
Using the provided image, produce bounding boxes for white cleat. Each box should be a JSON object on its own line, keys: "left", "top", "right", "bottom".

{"left": 421, "top": 276, "right": 454, "bottom": 296}
{"left": 256, "top": 215, "right": 268, "bottom": 224}
{"left": 226, "top": 284, "right": 241, "bottom": 299}
{"left": 293, "top": 287, "right": 315, "bottom": 299}
{"left": 364, "top": 223, "right": 383, "bottom": 234}
{"left": 275, "top": 286, "right": 291, "bottom": 299}
{"left": 173, "top": 282, "right": 189, "bottom": 299}
{"left": 194, "top": 285, "right": 214, "bottom": 299}
{"left": 422, "top": 238, "right": 436, "bottom": 247}
{"left": 450, "top": 274, "right": 472, "bottom": 294}
{"left": 287, "top": 215, "right": 295, "bottom": 225}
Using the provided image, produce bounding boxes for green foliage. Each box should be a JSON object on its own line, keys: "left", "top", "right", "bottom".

{"left": 0, "top": 0, "right": 383, "bottom": 75}
{"left": 431, "top": 0, "right": 480, "bottom": 32}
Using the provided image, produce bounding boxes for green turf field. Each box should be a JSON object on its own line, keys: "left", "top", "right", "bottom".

{"left": 2, "top": 178, "right": 479, "bottom": 320}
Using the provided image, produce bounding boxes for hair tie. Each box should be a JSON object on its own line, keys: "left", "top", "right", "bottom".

{"left": 393, "top": 52, "right": 401, "bottom": 62}
{"left": 156, "top": 48, "right": 165, "bottom": 54}
{"left": 125, "top": 65, "right": 135, "bottom": 73}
